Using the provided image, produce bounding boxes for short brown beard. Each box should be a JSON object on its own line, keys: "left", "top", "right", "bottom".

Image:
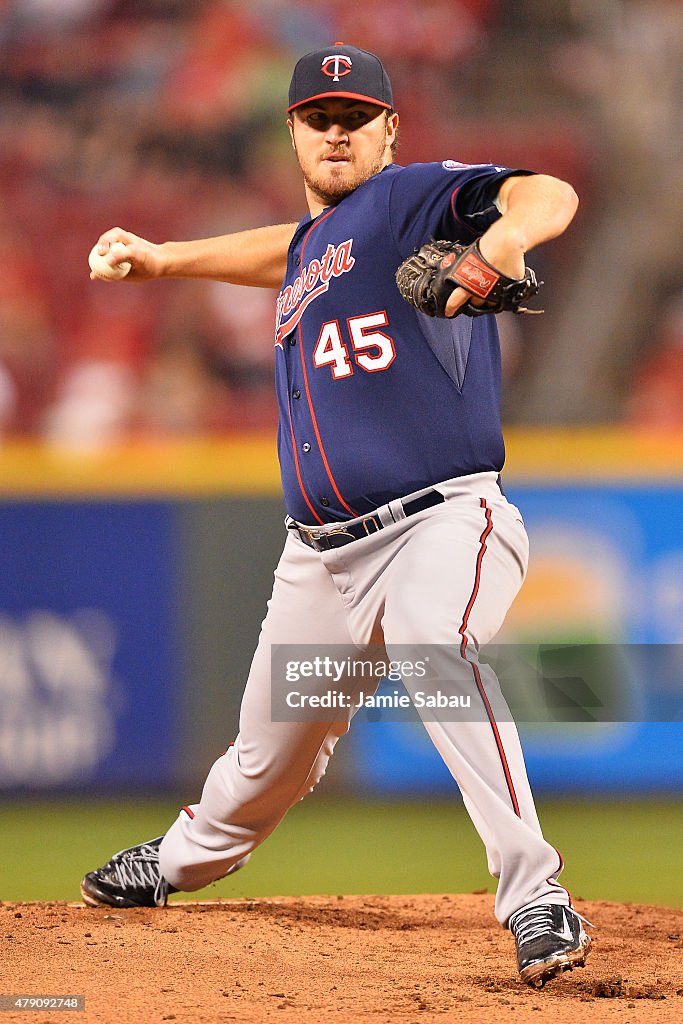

{"left": 294, "top": 125, "right": 392, "bottom": 207}
{"left": 299, "top": 154, "right": 387, "bottom": 207}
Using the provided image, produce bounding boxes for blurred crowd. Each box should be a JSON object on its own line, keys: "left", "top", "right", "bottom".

{"left": 0, "top": 0, "right": 679, "bottom": 445}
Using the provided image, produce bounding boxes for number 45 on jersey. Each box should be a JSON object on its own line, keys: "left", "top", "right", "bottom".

{"left": 313, "top": 312, "right": 396, "bottom": 378}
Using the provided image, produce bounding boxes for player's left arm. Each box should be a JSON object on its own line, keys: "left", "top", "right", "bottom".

{"left": 445, "top": 174, "right": 579, "bottom": 317}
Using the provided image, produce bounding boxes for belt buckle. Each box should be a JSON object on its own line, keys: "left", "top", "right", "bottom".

{"left": 298, "top": 523, "right": 354, "bottom": 550}
{"left": 297, "top": 525, "right": 319, "bottom": 546}
{"left": 362, "top": 515, "right": 381, "bottom": 536}
{"left": 322, "top": 524, "right": 356, "bottom": 546}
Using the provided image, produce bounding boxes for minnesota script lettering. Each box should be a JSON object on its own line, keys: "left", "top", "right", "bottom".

{"left": 275, "top": 239, "right": 355, "bottom": 346}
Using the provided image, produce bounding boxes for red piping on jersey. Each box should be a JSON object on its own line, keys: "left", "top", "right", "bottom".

{"left": 296, "top": 209, "right": 359, "bottom": 518}
{"left": 181, "top": 806, "right": 195, "bottom": 819}
{"left": 287, "top": 397, "right": 325, "bottom": 524}
{"left": 449, "top": 186, "right": 479, "bottom": 239}
{"left": 458, "top": 498, "right": 521, "bottom": 817}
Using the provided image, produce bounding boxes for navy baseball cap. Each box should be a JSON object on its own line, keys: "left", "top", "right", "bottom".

{"left": 287, "top": 44, "right": 393, "bottom": 113}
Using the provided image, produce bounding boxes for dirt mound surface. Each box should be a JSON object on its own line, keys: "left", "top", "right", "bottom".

{"left": 2, "top": 894, "right": 682, "bottom": 1022}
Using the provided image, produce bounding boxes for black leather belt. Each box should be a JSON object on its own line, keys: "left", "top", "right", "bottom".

{"left": 293, "top": 489, "right": 445, "bottom": 552}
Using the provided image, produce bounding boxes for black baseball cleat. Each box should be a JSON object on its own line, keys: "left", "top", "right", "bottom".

{"left": 509, "top": 903, "right": 593, "bottom": 988}
{"left": 80, "top": 836, "right": 178, "bottom": 908}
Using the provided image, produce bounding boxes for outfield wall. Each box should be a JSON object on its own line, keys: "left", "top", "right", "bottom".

{"left": 0, "top": 431, "right": 681, "bottom": 795}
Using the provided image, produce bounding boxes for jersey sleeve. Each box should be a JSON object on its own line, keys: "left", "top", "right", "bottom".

{"left": 387, "top": 161, "right": 534, "bottom": 257}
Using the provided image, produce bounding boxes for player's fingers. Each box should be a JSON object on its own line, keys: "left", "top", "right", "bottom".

{"left": 90, "top": 236, "right": 161, "bottom": 280}
{"left": 108, "top": 242, "right": 133, "bottom": 265}
{"left": 94, "top": 227, "right": 134, "bottom": 255}
{"left": 445, "top": 287, "right": 482, "bottom": 317}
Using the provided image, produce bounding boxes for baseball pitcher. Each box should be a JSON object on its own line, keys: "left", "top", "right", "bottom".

{"left": 80, "top": 44, "right": 590, "bottom": 989}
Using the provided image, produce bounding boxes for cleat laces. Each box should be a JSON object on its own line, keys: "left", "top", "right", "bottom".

{"left": 109, "top": 841, "right": 169, "bottom": 907}
{"left": 511, "top": 905, "right": 593, "bottom": 946}
{"left": 154, "top": 876, "right": 171, "bottom": 907}
{"left": 511, "top": 904, "right": 557, "bottom": 945}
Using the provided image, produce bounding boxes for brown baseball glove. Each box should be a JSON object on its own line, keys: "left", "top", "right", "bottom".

{"left": 395, "top": 239, "right": 543, "bottom": 318}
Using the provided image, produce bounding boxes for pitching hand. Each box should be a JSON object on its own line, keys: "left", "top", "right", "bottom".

{"left": 89, "top": 228, "right": 168, "bottom": 281}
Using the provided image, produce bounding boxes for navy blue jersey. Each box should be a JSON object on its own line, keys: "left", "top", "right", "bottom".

{"left": 275, "top": 160, "right": 532, "bottom": 525}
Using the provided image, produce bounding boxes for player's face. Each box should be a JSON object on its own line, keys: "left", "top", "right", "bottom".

{"left": 288, "top": 99, "right": 399, "bottom": 208}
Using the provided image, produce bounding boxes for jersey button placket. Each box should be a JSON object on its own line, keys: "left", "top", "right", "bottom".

{"left": 302, "top": 442, "right": 311, "bottom": 453}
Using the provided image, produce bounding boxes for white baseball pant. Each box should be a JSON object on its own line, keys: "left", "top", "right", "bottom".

{"left": 159, "top": 471, "right": 569, "bottom": 925}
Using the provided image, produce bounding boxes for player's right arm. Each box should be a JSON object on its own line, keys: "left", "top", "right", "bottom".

{"left": 91, "top": 223, "right": 298, "bottom": 288}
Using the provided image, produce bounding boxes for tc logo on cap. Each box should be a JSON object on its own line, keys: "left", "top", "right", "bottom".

{"left": 321, "top": 54, "right": 353, "bottom": 82}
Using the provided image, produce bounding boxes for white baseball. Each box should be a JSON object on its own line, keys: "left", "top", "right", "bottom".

{"left": 88, "top": 241, "right": 132, "bottom": 281}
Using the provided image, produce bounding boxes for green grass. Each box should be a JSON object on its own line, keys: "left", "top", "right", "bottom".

{"left": 2, "top": 797, "right": 681, "bottom": 907}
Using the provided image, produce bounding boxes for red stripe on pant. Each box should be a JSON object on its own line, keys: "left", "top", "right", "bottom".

{"left": 548, "top": 846, "right": 572, "bottom": 905}
{"left": 458, "top": 498, "right": 521, "bottom": 818}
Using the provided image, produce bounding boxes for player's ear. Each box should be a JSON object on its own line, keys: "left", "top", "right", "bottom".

{"left": 287, "top": 118, "right": 295, "bottom": 149}
{"left": 385, "top": 111, "right": 399, "bottom": 156}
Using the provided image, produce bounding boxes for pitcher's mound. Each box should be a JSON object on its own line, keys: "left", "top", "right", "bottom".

{"left": 2, "top": 894, "right": 682, "bottom": 1023}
